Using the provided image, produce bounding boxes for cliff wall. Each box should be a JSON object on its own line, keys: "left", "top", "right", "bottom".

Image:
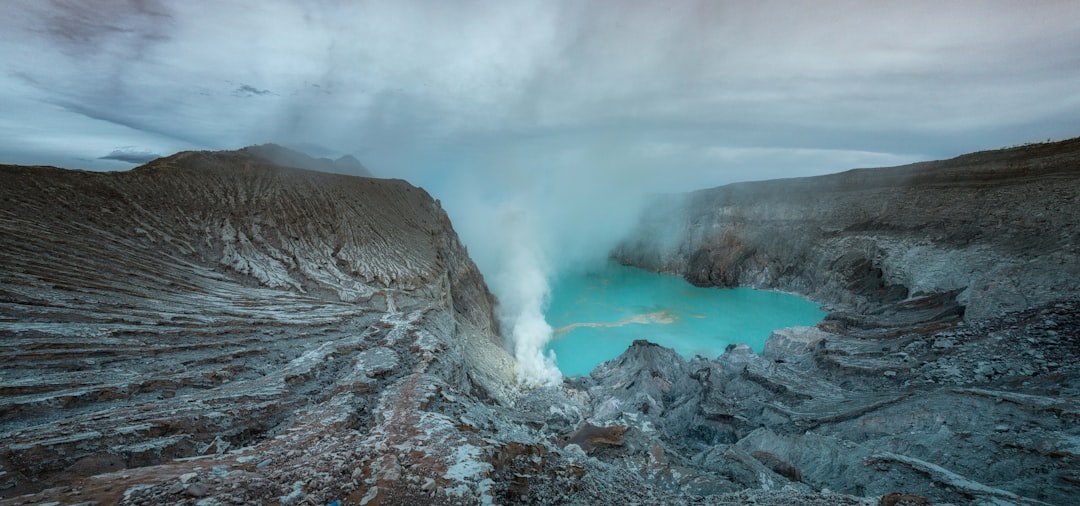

{"left": 0, "top": 150, "right": 514, "bottom": 500}
{"left": 596, "top": 139, "right": 1080, "bottom": 505}
{"left": 614, "top": 138, "right": 1080, "bottom": 320}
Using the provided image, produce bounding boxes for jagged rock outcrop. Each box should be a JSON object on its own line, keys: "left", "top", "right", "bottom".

{"left": 568, "top": 300, "right": 1078, "bottom": 505}
{"left": 614, "top": 138, "right": 1080, "bottom": 320}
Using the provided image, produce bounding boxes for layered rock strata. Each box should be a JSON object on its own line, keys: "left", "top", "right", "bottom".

{"left": 601, "top": 138, "right": 1080, "bottom": 504}
{"left": 614, "top": 138, "right": 1080, "bottom": 320}
{"left": 566, "top": 298, "right": 1078, "bottom": 505}
{"left": 0, "top": 151, "right": 518, "bottom": 502}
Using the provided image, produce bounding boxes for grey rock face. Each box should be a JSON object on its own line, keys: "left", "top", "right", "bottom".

{"left": 0, "top": 152, "right": 516, "bottom": 503}
{"left": 599, "top": 138, "right": 1080, "bottom": 505}
{"left": 613, "top": 138, "right": 1080, "bottom": 320}
{"left": 578, "top": 302, "right": 1079, "bottom": 505}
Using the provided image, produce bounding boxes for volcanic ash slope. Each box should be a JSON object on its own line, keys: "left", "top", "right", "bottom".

{"left": 0, "top": 150, "right": 527, "bottom": 504}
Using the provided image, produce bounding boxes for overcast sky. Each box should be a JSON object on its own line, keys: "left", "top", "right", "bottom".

{"left": 2, "top": 0, "right": 1078, "bottom": 187}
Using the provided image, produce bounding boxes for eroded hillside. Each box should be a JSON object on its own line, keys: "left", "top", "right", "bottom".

{"left": 605, "top": 138, "right": 1080, "bottom": 504}
{"left": 615, "top": 138, "right": 1080, "bottom": 320}
{"left": 0, "top": 151, "right": 517, "bottom": 502}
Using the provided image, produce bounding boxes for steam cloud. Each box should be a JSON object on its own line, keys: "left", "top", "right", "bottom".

{"left": 489, "top": 204, "right": 561, "bottom": 386}
{"left": 443, "top": 146, "right": 652, "bottom": 386}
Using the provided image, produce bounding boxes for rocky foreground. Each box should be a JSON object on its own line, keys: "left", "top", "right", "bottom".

{"left": 1, "top": 141, "right": 1078, "bottom": 505}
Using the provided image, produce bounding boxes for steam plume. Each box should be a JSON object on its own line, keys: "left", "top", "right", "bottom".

{"left": 490, "top": 203, "right": 561, "bottom": 386}
{"left": 441, "top": 143, "right": 653, "bottom": 386}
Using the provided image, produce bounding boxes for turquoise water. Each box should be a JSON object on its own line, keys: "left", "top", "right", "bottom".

{"left": 545, "top": 262, "right": 826, "bottom": 376}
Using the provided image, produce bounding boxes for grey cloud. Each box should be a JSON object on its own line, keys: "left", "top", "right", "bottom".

{"left": 234, "top": 85, "right": 273, "bottom": 97}
{"left": 34, "top": 0, "right": 173, "bottom": 57}
{"left": 49, "top": 98, "right": 211, "bottom": 148}
{"left": 99, "top": 147, "right": 161, "bottom": 164}
{"left": 2, "top": 1, "right": 1079, "bottom": 199}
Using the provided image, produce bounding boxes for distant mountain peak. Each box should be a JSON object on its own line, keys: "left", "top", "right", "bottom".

{"left": 240, "top": 143, "right": 373, "bottom": 177}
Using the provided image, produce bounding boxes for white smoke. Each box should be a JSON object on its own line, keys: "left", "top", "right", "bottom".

{"left": 490, "top": 203, "right": 562, "bottom": 386}
{"left": 436, "top": 140, "right": 655, "bottom": 386}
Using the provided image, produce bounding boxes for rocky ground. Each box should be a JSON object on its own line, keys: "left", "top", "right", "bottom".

{"left": 601, "top": 138, "right": 1080, "bottom": 504}
{"left": 2, "top": 140, "right": 1078, "bottom": 505}
{"left": 562, "top": 296, "right": 1078, "bottom": 505}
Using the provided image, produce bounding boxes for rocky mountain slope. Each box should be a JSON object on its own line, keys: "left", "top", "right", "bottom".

{"left": 604, "top": 138, "right": 1080, "bottom": 504}
{"left": 0, "top": 150, "right": 518, "bottom": 502}
{"left": 1, "top": 140, "right": 1077, "bottom": 505}
{"left": 615, "top": 138, "right": 1080, "bottom": 320}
